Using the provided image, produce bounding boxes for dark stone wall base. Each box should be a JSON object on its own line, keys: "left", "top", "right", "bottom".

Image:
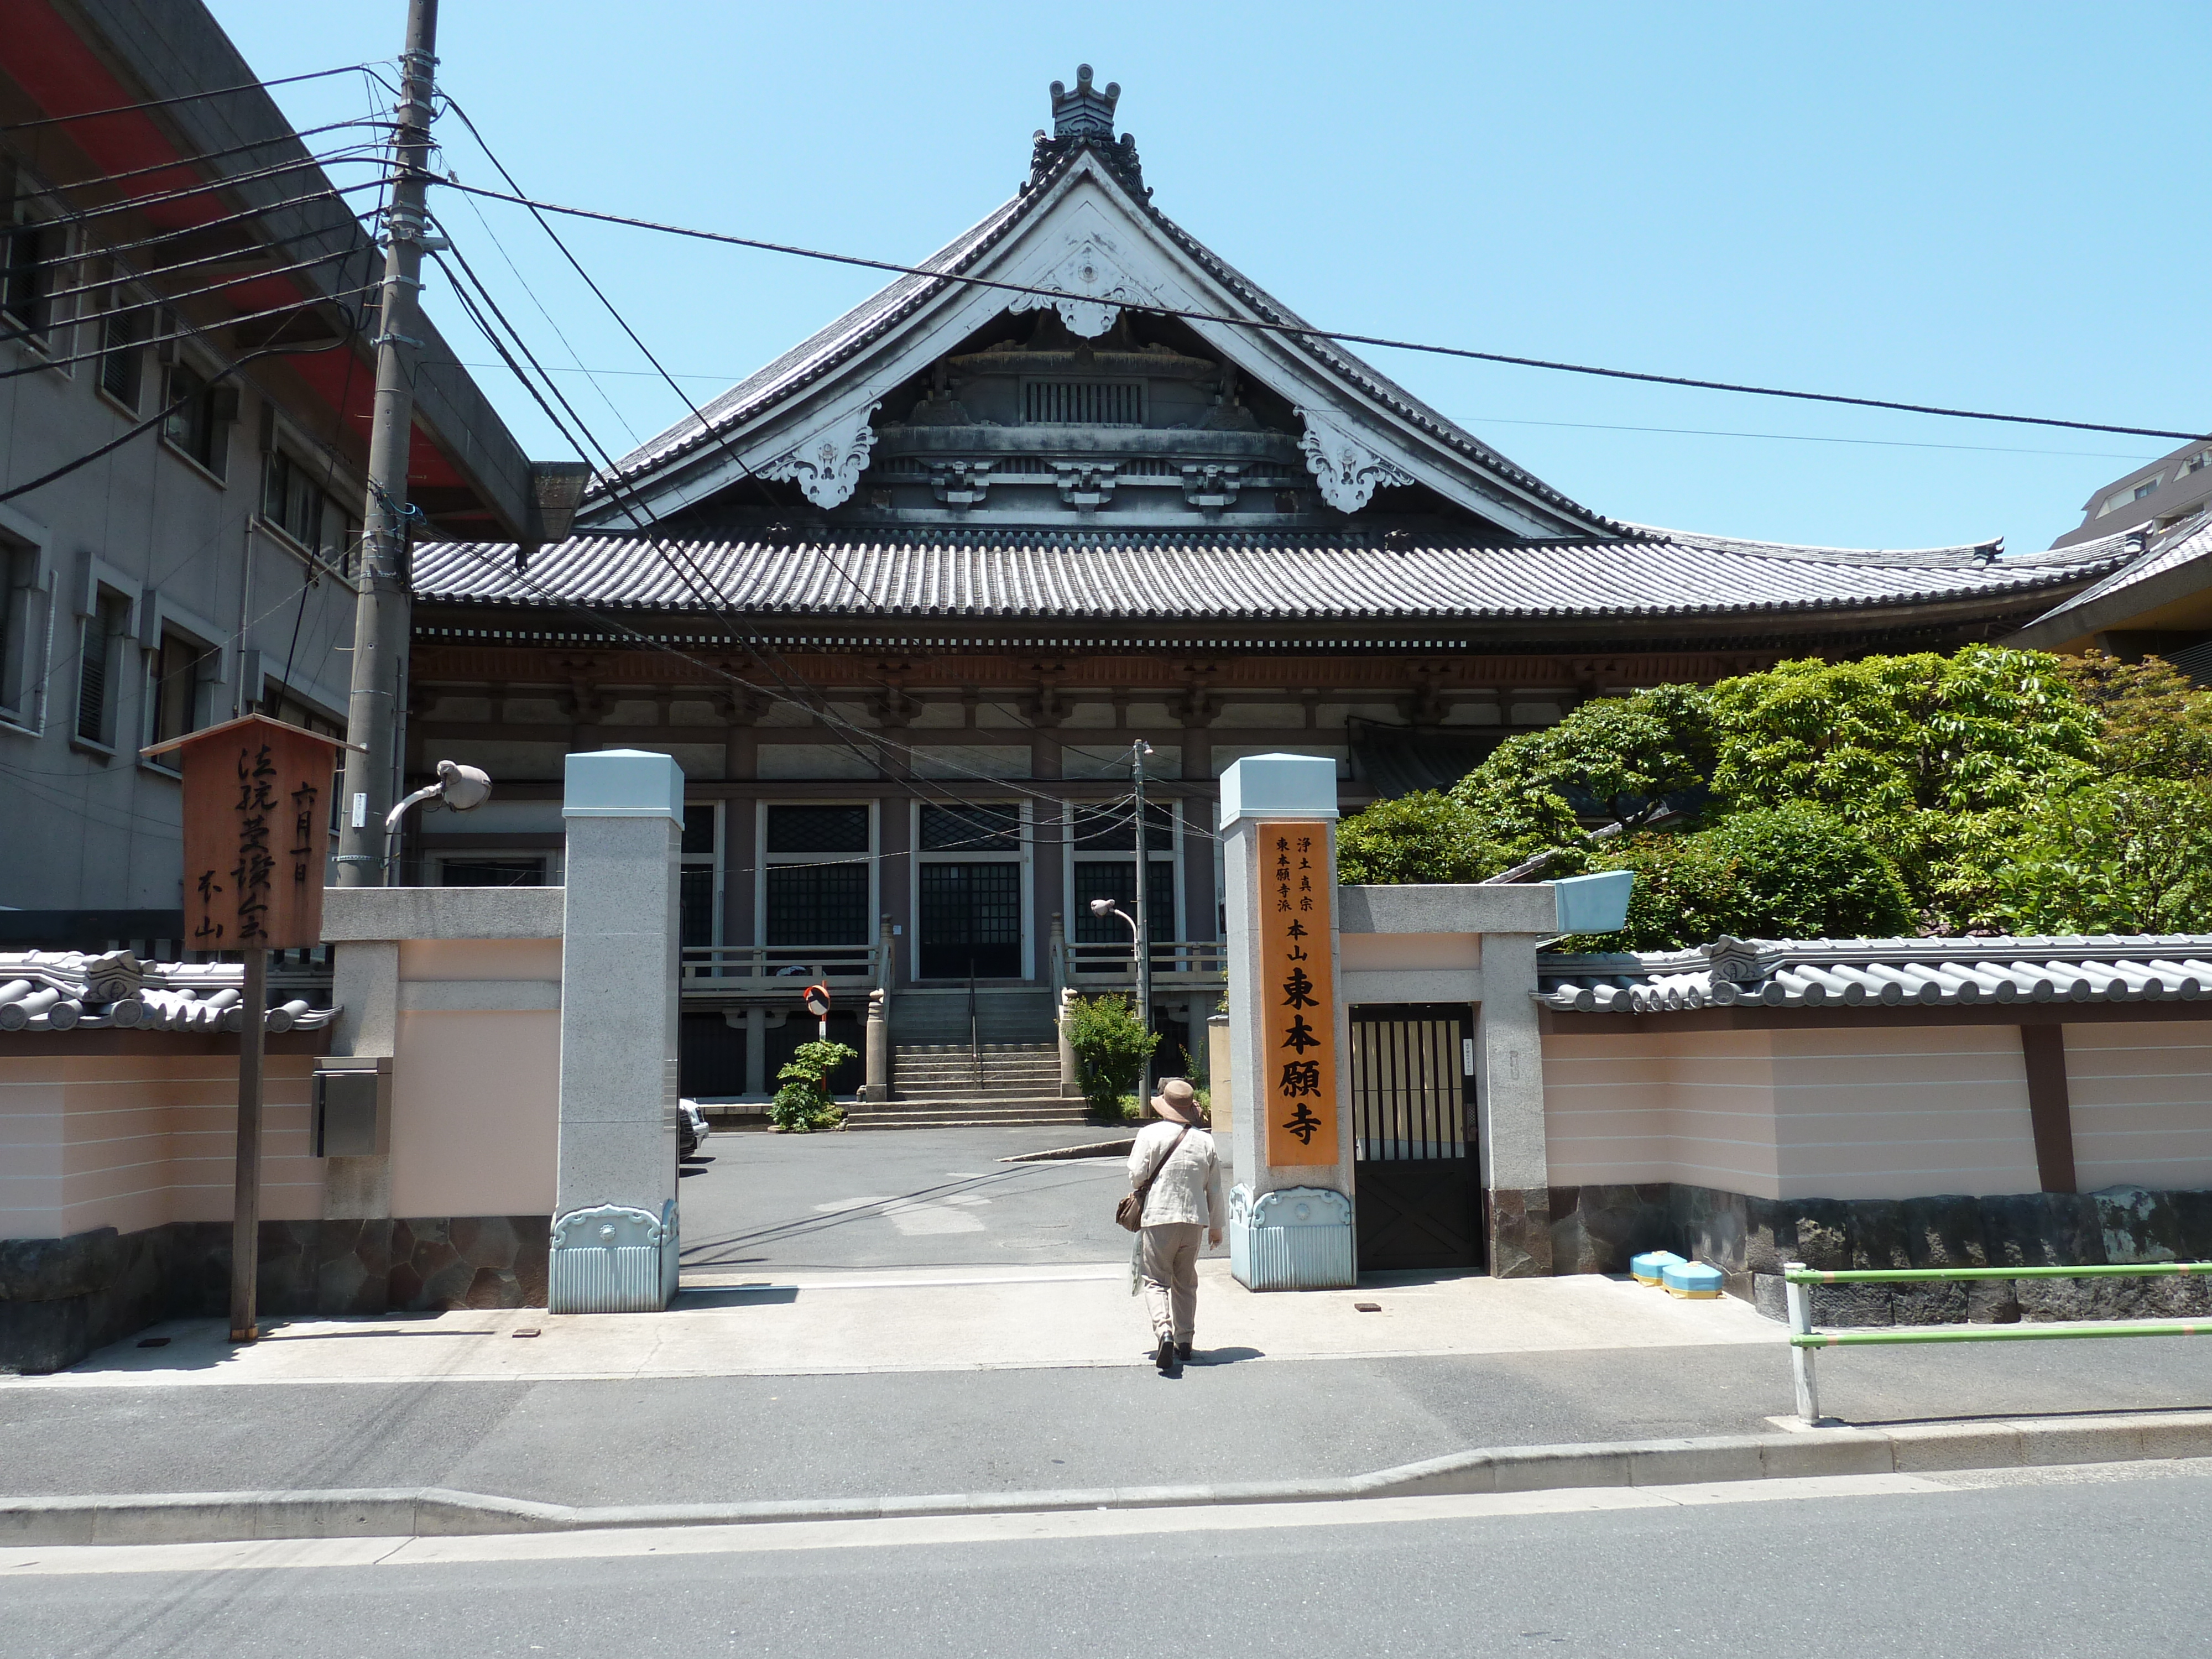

{"left": 1547, "top": 1181, "right": 2212, "bottom": 1327}
{"left": 1485, "top": 1187, "right": 1554, "bottom": 1277}
{"left": 1, "top": 1216, "right": 549, "bottom": 1375}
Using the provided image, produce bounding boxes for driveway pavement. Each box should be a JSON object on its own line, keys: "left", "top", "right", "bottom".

{"left": 677, "top": 1125, "right": 1141, "bottom": 1272}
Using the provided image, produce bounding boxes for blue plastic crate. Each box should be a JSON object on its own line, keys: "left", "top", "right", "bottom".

{"left": 1630, "top": 1249, "right": 1686, "bottom": 1286}
{"left": 1662, "top": 1259, "right": 1724, "bottom": 1299}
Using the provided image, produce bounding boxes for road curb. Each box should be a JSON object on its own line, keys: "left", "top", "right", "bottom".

{"left": 7, "top": 1411, "right": 2210, "bottom": 1547}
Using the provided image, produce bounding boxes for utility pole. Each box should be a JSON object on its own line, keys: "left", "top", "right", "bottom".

{"left": 1131, "top": 739, "right": 1153, "bottom": 1087}
{"left": 335, "top": 0, "right": 439, "bottom": 886}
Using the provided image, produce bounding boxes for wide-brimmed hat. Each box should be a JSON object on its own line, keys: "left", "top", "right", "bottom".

{"left": 1150, "top": 1077, "right": 1206, "bottom": 1125}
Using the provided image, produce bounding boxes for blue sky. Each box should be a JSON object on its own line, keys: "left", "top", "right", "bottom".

{"left": 211, "top": 2, "right": 2205, "bottom": 554}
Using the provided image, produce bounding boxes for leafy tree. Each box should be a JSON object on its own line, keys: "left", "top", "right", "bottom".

{"left": 1566, "top": 804, "right": 1913, "bottom": 951}
{"left": 1995, "top": 778, "right": 2212, "bottom": 935}
{"left": 1063, "top": 993, "right": 1159, "bottom": 1116}
{"left": 1475, "top": 684, "right": 1716, "bottom": 831}
{"left": 2051, "top": 650, "right": 2212, "bottom": 781}
{"left": 1708, "top": 646, "right": 2098, "bottom": 928}
{"left": 1336, "top": 791, "right": 1515, "bottom": 884}
{"left": 770, "top": 1039, "right": 857, "bottom": 1133}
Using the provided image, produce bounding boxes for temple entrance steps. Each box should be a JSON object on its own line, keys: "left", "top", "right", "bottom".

{"left": 844, "top": 1042, "right": 1092, "bottom": 1129}
{"left": 886, "top": 987, "right": 1057, "bottom": 1047}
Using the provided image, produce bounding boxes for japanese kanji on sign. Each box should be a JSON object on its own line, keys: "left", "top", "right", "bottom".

{"left": 1257, "top": 820, "right": 1338, "bottom": 1166}
{"left": 148, "top": 713, "right": 352, "bottom": 952}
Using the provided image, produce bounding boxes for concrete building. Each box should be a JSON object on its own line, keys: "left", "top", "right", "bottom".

{"left": 0, "top": 0, "right": 570, "bottom": 939}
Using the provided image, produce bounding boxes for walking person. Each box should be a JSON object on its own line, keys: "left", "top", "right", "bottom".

{"left": 1127, "top": 1078, "right": 1223, "bottom": 1375}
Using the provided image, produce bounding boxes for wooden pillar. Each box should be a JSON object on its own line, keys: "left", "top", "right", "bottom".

{"left": 2020, "top": 1022, "right": 2077, "bottom": 1194}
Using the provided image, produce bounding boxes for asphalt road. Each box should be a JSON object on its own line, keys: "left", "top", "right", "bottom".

{"left": 678, "top": 1125, "right": 1152, "bottom": 1272}
{"left": 9, "top": 1336, "right": 2212, "bottom": 1507}
{"left": 7, "top": 1464, "right": 2208, "bottom": 1658}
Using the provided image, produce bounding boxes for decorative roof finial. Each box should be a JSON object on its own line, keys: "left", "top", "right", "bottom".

{"left": 1050, "top": 65, "right": 1119, "bottom": 141}
{"left": 1026, "top": 66, "right": 1147, "bottom": 198}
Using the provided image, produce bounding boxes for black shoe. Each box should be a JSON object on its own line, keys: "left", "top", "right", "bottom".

{"left": 1177, "top": 1341, "right": 1193, "bottom": 1362}
{"left": 1155, "top": 1335, "right": 1176, "bottom": 1373}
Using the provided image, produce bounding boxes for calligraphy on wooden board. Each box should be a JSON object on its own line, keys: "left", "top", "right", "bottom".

{"left": 145, "top": 714, "right": 351, "bottom": 951}
{"left": 1257, "top": 821, "right": 1337, "bottom": 1166}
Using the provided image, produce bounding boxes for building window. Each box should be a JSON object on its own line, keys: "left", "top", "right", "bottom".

{"left": 2182, "top": 451, "right": 2212, "bottom": 480}
{"left": 74, "top": 592, "right": 130, "bottom": 747}
{"left": 761, "top": 802, "right": 873, "bottom": 958}
{"left": 146, "top": 626, "right": 213, "bottom": 750}
{"left": 1, "top": 210, "right": 56, "bottom": 344}
{"left": 1070, "top": 800, "right": 1178, "bottom": 973}
{"left": 162, "top": 362, "right": 233, "bottom": 478}
{"left": 261, "top": 445, "right": 356, "bottom": 565}
{"left": 440, "top": 857, "right": 546, "bottom": 887}
{"left": 2099, "top": 475, "right": 2163, "bottom": 517}
{"left": 0, "top": 539, "right": 37, "bottom": 721}
{"left": 681, "top": 802, "right": 722, "bottom": 949}
{"left": 916, "top": 802, "right": 1025, "bottom": 979}
{"left": 97, "top": 301, "right": 147, "bottom": 409}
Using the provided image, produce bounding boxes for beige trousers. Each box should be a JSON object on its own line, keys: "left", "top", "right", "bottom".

{"left": 1140, "top": 1222, "right": 1204, "bottom": 1344}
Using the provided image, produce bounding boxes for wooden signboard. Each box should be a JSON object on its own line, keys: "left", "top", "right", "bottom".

{"left": 144, "top": 713, "right": 352, "bottom": 951}
{"left": 1258, "top": 821, "right": 1338, "bottom": 1167}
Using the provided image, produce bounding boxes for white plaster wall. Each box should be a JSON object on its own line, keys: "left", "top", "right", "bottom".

{"left": 2067, "top": 1020, "right": 2212, "bottom": 1190}
{"left": 388, "top": 937, "right": 562, "bottom": 1218}
{"left": 0, "top": 1052, "right": 322, "bottom": 1240}
{"left": 1543, "top": 1025, "right": 2044, "bottom": 1200}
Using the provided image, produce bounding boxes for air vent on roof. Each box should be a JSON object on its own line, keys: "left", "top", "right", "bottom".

{"left": 1023, "top": 379, "right": 1143, "bottom": 425}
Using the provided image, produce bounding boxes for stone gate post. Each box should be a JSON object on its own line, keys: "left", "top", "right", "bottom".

{"left": 1220, "top": 753, "right": 1355, "bottom": 1288}
{"left": 549, "top": 749, "right": 684, "bottom": 1313}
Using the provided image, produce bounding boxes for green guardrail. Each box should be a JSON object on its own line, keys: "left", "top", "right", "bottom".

{"left": 1781, "top": 1259, "right": 2212, "bottom": 1423}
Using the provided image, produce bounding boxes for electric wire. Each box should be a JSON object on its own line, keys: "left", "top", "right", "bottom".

{"left": 17, "top": 148, "right": 393, "bottom": 234}
{"left": 0, "top": 64, "right": 384, "bottom": 132}
{"left": 0, "top": 277, "right": 381, "bottom": 385}
{"left": 432, "top": 95, "right": 877, "bottom": 605}
{"left": 429, "top": 175, "right": 2212, "bottom": 448}
{"left": 2, "top": 117, "right": 392, "bottom": 210}
{"left": 4, "top": 177, "right": 388, "bottom": 271}
{"left": 426, "top": 240, "right": 1091, "bottom": 841}
{"left": 0, "top": 241, "right": 370, "bottom": 349}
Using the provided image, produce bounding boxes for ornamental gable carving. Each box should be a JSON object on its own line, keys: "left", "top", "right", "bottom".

{"left": 1296, "top": 408, "right": 1415, "bottom": 514}
{"left": 760, "top": 404, "right": 881, "bottom": 509}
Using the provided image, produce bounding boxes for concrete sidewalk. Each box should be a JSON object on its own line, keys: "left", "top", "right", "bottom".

{"left": 5, "top": 1265, "right": 2211, "bottom": 1519}
{"left": 14, "top": 1262, "right": 1775, "bottom": 1385}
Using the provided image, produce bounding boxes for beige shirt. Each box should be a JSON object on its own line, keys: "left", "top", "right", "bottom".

{"left": 1128, "top": 1120, "right": 1224, "bottom": 1229}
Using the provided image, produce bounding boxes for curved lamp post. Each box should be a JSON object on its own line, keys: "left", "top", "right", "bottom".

{"left": 382, "top": 759, "right": 493, "bottom": 885}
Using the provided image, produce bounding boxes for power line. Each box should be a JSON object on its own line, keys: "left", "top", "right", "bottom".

{"left": 0, "top": 277, "right": 380, "bottom": 384}
{"left": 429, "top": 175, "right": 2212, "bottom": 448}
{"left": 23, "top": 149, "right": 392, "bottom": 234}
{"left": 434, "top": 95, "right": 874, "bottom": 602}
{"left": 0, "top": 241, "right": 367, "bottom": 350}
{"left": 0, "top": 64, "right": 383, "bottom": 132}
{"left": 3, "top": 117, "right": 390, "bottom": 210}
{"left": 18, "top": 177, "right": 388, "bottom": 271}
{"left": 0, "top": 316, "right": 367, "bottom": 502}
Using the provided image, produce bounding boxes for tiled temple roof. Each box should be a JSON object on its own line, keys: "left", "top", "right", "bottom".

{"left": 1536, "top": 935, "right": 2212, "bottom": 1015}
{"left": 0, "top": 952, "right": 337, "bottom": 1035}
{"left": 412, "top": 526, "right": 2126, "bottom": 627}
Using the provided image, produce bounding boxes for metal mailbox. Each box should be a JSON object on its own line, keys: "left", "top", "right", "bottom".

{"left": 311, "top": 1055, "right": 393, "bottom": 1157}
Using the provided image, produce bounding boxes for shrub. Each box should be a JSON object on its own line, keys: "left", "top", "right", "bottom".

{"left": 1063, "top": 994, "right": 1159, "bottom": 1115}
{"left": 1566, "top": 804, "right": 1913, "bottom": 951}
{"left": 1996, "top": 778, "right": 2212, "bottom": 935}
{"left": 770, "top": 1039, "right": 857, "bottom": 1133}
{"left": 1336, "top": 791, "right": 1507, "bottom": 884}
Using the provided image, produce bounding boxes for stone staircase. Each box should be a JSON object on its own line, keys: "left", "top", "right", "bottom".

{"left": 843, "top": 1041, "right": 1094, "bottom": 1129}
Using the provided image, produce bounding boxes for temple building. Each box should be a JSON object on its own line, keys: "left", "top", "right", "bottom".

{"left": 406, "top": 69, "right": 2142, "bottom": 1096}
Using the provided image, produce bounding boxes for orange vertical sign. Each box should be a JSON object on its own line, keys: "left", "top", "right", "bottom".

{"left": 147, "top": 714, "right": 350, "bottom": 951}
{"left": 1258, "top": 821, "right": 1337, "bottom": 1167}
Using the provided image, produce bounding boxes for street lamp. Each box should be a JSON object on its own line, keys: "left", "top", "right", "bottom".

{"left": 1088, "top": 895, "right": 1138, "bottom": 950}
{"left": 383, "top": 759, "right": 493, "bottom": 885}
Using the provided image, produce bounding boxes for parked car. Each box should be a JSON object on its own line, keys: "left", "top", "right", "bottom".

{"left": 679, "top": 1099, "right": 712, "bottom": 1160}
